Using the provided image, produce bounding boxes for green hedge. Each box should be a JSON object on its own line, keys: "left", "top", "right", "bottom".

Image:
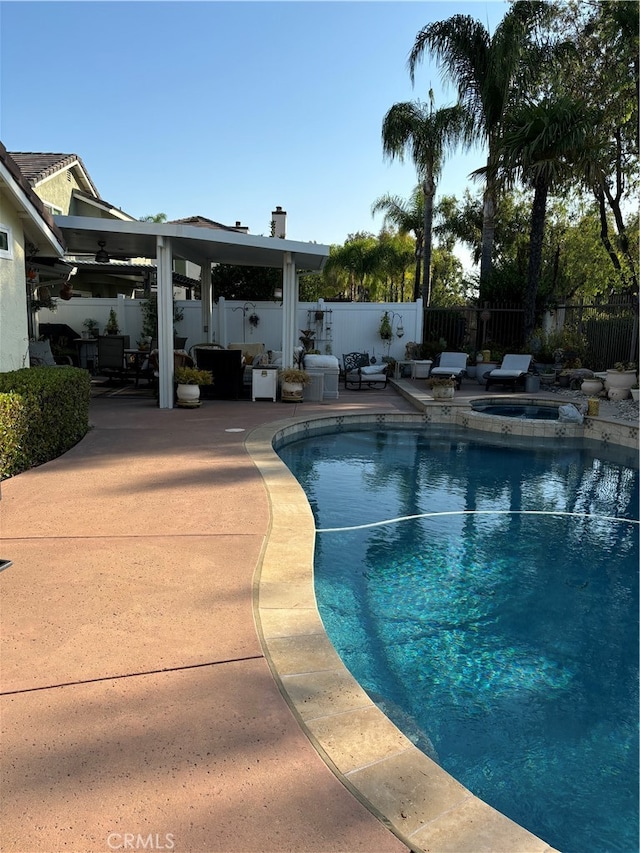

{"left": 0, "top": 367, "right": 91, "bottom": 480}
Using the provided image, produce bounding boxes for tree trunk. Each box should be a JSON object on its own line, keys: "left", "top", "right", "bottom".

{"left": 479, "top": 184, "right": 496, "bottom": 303}
{"left": 422, "top": 176, "right": 435, "bottom": 308}
{"left": 524, "top": 175, "right": 549, "bottom": 341}
{"left": 413, "top": 240, "right": 422, "bottom": 302}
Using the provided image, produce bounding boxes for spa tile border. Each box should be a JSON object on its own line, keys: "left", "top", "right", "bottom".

{"left": 246, "top": 404, "right": 636, "bottom": 853}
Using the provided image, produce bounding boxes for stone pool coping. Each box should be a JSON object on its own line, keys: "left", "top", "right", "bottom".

{"left": 246, "top": 402, "right": 637, "bottom": 853}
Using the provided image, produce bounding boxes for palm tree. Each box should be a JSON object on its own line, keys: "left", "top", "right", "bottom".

{"left": 380, "top": 92, "right": 470, "bottom": 307}
{"left": 323, "top": 235, "right": 381, "bottom": 301}
{"left": 371, "top": 187, "right": 424, "bottom": 299}
{"left": 498, "top": 95, "right": 593, "bottom": 338}
{"left": 408, "top": 2, "right": 550, "bottom": 300}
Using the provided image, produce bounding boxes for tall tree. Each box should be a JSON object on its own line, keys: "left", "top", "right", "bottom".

{"left": 549, "top": 0, "right": 639, "bottom": 296}
{"left": 380, "top": 92, "right": 470, "bottom": 306}
{"left": 494, "top": 95, "right": 592, "bottom": 338}
{"left": 371, "top": 188, "right": 424, "bottom": 299}
{"left": 322, "top": 234, "right": 381, "bottom": 301}
{"left": 409, "top": 2, "right": 551, "bottom": 300}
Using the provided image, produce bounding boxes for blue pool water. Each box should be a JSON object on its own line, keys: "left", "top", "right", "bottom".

{"left": 277, "top": 427, "right": 639, "bottom": 853}
{"left": 471, "top": 402, "right": 559, "bottom": 419}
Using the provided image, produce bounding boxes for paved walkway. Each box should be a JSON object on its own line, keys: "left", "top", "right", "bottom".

{"left": 1, "top": 385, "right": 417, "bottom": 853}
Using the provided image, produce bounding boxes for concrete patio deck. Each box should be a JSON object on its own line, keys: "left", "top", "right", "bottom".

{"left": 1, "top": 383, "right": 419, "bottom": 853}
{"left": 1, "top": 377, "right": 635, "bottom": 852}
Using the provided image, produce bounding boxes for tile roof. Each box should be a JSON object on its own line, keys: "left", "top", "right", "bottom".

{"left": 0, "top": 143, "right": 65, "bottom": 250}
{"left": 8, "top": 151, "right": 99, "bottom": 197}
{"left": 168, "top": 215, "right": 248, "bottom": 233}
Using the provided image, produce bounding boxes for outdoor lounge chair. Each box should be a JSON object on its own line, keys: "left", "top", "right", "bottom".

{"left": 342, "top": 352, "right": 388, "bottom": 390}
{"left": 28, "top": 340, "right": 73, "bottom": 367}
{"left": 485, "top": 354, "right": 533, "bottom": 391}
{"left": 428, "top": 352, "right": 468, "bottom": 389}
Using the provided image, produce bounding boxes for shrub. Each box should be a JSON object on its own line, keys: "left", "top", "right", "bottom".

{"left": 0, "top": 367, "right": 91, "bottom": 480}
{"left": 174, "top": 367, "right": 213, "bottom": 385}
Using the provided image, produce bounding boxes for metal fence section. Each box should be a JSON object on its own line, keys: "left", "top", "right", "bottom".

{"left": 423, "top": 303, "right": 524, "bottom": 353}
{"left": 562, "top": 296, "right": 638, "bottom": 371}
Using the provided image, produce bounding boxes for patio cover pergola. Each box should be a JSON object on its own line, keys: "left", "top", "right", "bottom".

{"left": 54, "top": 216, "right": 330, "bottom": 408}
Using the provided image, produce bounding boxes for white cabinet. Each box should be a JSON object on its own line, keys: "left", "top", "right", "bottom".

{"left": 252, "top": 366, "right": 278, "bottom": 401}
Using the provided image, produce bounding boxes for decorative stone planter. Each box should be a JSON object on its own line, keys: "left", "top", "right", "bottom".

{"left": 581, "top": 378, "right": 603, "bottom": 396}
{"left": 431, "top": 385, "right": 455, "bottom": 401}
{"left": 631, "top": 388, "right": 639, "bottom": 402}
{"left": 281, "top": 380, "right": 304, "bottom": 402}
{"left": 605, "top": 369, "right": 636, "bottom": 397}
{"left": 478, "top": 362, "right": 498, "bottom": 384}
{"left": 608, "top": 387, "right": 630, "bottom": 401}
{"left": 176, "top": 384, "right": 201, "bottom": 408}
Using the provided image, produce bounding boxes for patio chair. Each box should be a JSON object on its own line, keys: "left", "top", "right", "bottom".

{"left": 342, "top": 352, "right": 388, "bottom": 390}
{"left": 28, "top": 340, "right": 73, "bottom": 367}
{"left": 428, "top": 352, "right": 468, "bottom": 389}
{"left": 97, "top": 335, "right": 128, "bottom": 383}
{"left": 485, "top": 354, "right": 533, "bottom": 391}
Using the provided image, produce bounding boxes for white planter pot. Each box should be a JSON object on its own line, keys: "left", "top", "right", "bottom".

{"left": 608, "top": 386, "right": 630, "bottom": 401}
{"left": 176, "top": 383, "right": 201, "bottom": 407}
{"left": 431, "top": 385, "right": 455, "bottom": 400}
{"left": 477, "top": 362, "right": 498, "bottom": 384}
{"left": 281, "top": 380, "right": 304, "bottom": 402}
{"left": 580, "top": 378, "right": 603, "bottom": 396}
{"left": 631, "top": 388, "right": 639, "bottom": 401}
{"left": 605, "top": 369, "right": 636, "bottom": 392}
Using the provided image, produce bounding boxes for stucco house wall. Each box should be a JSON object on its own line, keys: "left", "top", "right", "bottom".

{"left": 34, "top": 170, "right": 83, "bottom": 214}
{"left": 0, "top": 197, "right": 29, "bottom": 371}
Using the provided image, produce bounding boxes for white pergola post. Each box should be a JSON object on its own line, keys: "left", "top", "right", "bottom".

{"left": 282, "top": 252, "right": 297, "bottom": 367}
{"left": 201, "top": 261, "right": 213, "bottom": 342}
{"left": 218, "top": 296, "right": 227, "bottom": 346}
{"left": 157, "top": 235, "right": 175, "bottom": 409}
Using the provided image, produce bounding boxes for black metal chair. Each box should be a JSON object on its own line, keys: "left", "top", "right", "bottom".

{"left": 97, "top": 336, "right": 128, "bottom": 384}
{"left": 342, "top": 352, "right": 388, "bottom": 390}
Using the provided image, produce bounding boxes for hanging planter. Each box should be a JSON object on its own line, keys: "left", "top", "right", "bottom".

{"left": 248, "top": 313, "right": 260, "bottom": 328}
{"left": 379, "top": 311, "right": 392, "bottom": 342}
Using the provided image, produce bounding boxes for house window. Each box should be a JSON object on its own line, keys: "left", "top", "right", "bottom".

{"left": 44, "top": 203, "right": 63, "bottom": 216}
{"left": 0, "top": 224, "right": 12, "bottom": 259}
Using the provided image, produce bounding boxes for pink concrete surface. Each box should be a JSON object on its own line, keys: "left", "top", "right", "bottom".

{"left": 1, "top": 389, "right": 413, "bottom": 853}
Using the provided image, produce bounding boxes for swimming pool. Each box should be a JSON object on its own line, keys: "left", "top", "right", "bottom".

{"left": 471, "top": 401, "right": 560, "bottom": 419}
{"left": 277, "top": 427, "right": 639, "bottom": 853}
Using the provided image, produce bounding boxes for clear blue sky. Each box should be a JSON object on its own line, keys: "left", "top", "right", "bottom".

{"left": 1, "top": 1, "right": 507, "bottom": 247}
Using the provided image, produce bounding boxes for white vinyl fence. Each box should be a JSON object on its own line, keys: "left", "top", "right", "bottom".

{"left": 37, "top": 297, "right": 425, "bottom": 364}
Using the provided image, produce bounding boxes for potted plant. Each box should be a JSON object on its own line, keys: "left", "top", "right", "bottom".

{"left": 82, "top": 318, "right": 99, "bottom": 339}
{"left": 427, "top": 374, "right": 456, "bottom": 400}
{"left": 105, "top": 308, "right": 120, "bottom": 335}
{"left": 379, "top": 311, "right": 392, "bottom": 342}
{"left": 248, "top": 312, "right": 260, "bottom": 329}
{"left": 558, "top": 369, "right": 572, "bottom": 388}
{"left": 606, "top": 361, "right": 637, "bottom": 400}
{"left": 631, "top": 382, "right": 639, "bottom": 402}
{"left": 174, "top": 366, "right": 213, "bottom": 408}
{"left": 279, "top": 367, "right": 311, "bottom": 403}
